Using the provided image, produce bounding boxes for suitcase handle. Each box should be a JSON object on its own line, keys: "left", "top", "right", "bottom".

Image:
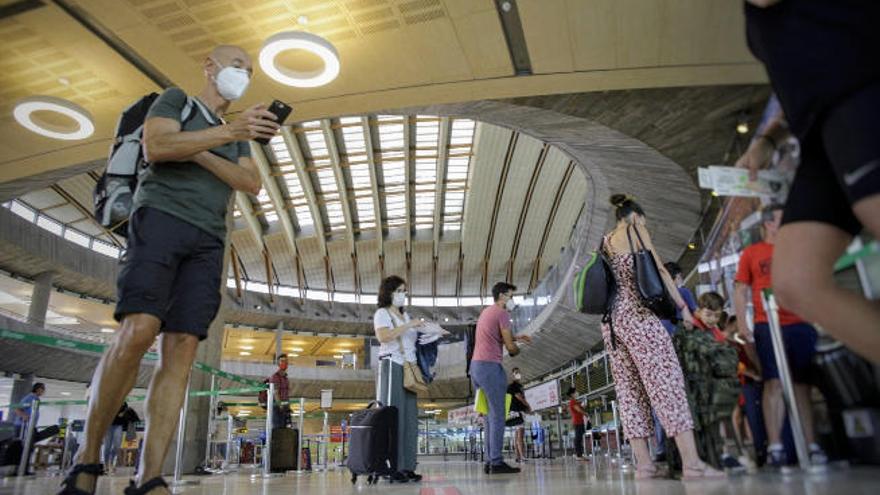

{"left": 366, "top": 401, "right": 384, "bottom": 409}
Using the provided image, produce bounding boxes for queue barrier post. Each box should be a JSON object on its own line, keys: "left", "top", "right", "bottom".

{"left": 295, "top": 397, "right": 306, "bottom": 474}
{"left": 203, "top": 374, "right": 216, "bottom": 469}
{"left": 171, "top": 374, "right": 200, "bottom": 487}
{"left": 258, "top": 382, "right": 281, "bottom": 478}
{"left": 226, "top": 414, "right": 234, "bottom": 467}
{"left": 611, "top": 400, "right": 623, "bottom": 464}
{"left": 17, "top": 398, "right": 39, "bottom": 477}
{"left": 762, "top": 290, "right": 824, "bottom": 474}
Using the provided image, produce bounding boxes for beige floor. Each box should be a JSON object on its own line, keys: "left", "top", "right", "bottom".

{"left": 2, "top": 457, "right": 878, "bottom": 495}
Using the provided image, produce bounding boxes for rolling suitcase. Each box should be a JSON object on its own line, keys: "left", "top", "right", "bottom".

{"left": 270, "top": 428, "right": 298, "bottom": 472}
{"left": 346, "top": 401, "right": 398, "bottom": 485}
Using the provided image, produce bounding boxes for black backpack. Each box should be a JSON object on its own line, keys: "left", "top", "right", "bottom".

{"left": 92, "top": 92, "right": 200, "bottom": 237}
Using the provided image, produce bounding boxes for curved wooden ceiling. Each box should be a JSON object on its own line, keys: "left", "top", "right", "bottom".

{"left": 0, "top": 0, "right": 764, "bottom": 183}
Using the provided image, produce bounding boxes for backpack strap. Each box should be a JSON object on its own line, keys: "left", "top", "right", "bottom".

{"left": 188, "top": 96, "right": 224, "bottom": 125}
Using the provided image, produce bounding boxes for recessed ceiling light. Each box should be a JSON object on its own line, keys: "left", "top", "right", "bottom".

{"left": 13, "top": 96, "right": 95, "bottom": 140}
{"left": 58, "top": 77, "right": 70, "bottom": 86}
{"left": 289, "top": 347, "right": 304, "bottom": 352}
{"left": 333, "top": 354, "right": 343, "bottom": 359}
{"left": 297, "top": 15, "right": 309, "bottom": 25}
{"left": 100, "top": 328, "right": 115, "bottom": 333}
{"left": 736, "top": 122, "right": 749, "bottom": 135}
{"left": 259, "top": 31, "right": 340, "bottom": 88}
{"left": 240, "top": 345, "right": 254, "bottom": 350}
{"left": 60, "top": 392, "right": 71, "bottom": 396}
{"left": 239, "top": 351, "right": 251, "bottom": 356}
{"left": 290, "top": 353, "right": 300, "bottom": 358}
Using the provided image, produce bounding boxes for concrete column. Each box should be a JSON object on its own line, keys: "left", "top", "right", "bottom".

{"left": 275, "top": 322, "right": 284, "bottom": 361}
{"left": 28, "top": 271, "right": 55, "bottom": 327}
{"left": 363, "top": 337, "right": 371, "bottom": 370}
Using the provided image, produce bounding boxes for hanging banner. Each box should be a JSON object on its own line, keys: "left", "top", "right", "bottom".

{"left": 524, "top": 380, "right": 559, "bottom": 411}
{"left": 448, "top": 405, "right": 480, "bottom": 426}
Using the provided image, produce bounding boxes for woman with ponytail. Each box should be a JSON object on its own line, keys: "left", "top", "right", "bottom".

{"left": 601, "top": 194, "right": 723, "bottom": 480}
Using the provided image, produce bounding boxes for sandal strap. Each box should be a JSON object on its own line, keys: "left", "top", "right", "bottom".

{"left": 60, "top": 463, "right": 105, "bottom": 494}
{"left": 69, "top": 463, "right": 106, "bottom": 476}
{"left": 124, "top": 477, "right": 168, "bottom": 495}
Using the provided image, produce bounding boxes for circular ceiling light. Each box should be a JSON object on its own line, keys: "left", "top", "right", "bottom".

{"left": 259, "top": 31, "right": 340, "bottom": 88}
{"left": 13, "top": 96, "right": 95, "bottom": 141}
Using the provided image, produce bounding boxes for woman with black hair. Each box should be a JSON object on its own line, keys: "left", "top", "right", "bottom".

{"left": 373, "top": 275, "right": 423, "bottom": 482}
{"left": 602, "top": 194, "right": 723, "bottom": 480}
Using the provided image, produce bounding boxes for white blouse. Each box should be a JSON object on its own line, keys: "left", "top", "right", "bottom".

{"left": 373, "top": 307, "right": 418, "bottom": 365}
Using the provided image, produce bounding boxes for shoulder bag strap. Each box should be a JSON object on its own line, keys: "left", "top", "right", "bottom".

{"left": 625, "top": 224, "right": 641, "bottom": 254}
{"left": 630, "top": 224, "right": 649, "bottom": 252}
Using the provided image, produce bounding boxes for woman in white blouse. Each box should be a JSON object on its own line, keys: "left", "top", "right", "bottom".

{"left": 373, "top": 275, "right": 423, "bottom": 483}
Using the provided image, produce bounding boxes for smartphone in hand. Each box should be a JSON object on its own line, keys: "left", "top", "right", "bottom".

{"left": 255, "top": 99, "right": 292, "bottom": 145}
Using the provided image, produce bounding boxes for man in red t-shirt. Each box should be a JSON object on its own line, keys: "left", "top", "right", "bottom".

{"left": 734, "top": 204, "right": 824, "bottom": 467}
{"left": 567, "top": 388, "right": 590, "bottom": 460}
{"left": 268, "top": 354, "right": 291, "bottom": 428}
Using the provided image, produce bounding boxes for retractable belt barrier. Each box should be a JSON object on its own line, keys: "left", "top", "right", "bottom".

{"left": 0, "top": 326, "right": 262, "bottom": 393}
{"left": 0, "top": 385, "right": 267, "bottom": 409}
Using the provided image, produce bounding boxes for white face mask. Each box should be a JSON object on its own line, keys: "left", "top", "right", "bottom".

{"left": 393, "top": 292, "right": 407, "bottom": 308}
{"left": 505, "top": 298, "right": 516, "bottom": 311}
{"left": 212, "top": 60, "right": 250, "bottom": 101}
{"left": 513, "top": 373, "right": 521, "bottom": 381}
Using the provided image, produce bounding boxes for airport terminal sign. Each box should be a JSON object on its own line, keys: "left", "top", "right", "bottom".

{"left": 524, "top": 380, "right": 560, "bottom": 411}
{"left": 448, "top": 405, "right": 480, "bottom": 426}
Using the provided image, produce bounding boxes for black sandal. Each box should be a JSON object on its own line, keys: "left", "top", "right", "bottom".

{"left": 124, "top": 477, "right": 168, "bottom": 495}
{"left": 58, "top": 463, "right": 104, "bottom": 495}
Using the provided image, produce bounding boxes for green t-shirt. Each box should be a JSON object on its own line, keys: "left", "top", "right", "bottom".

{"left": 133, "top": 87, "right": 250, "bottom": 240}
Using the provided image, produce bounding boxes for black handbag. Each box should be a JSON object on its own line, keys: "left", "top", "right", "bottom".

{"left": 626, "top": 225, "right": 677, "bottom": 321}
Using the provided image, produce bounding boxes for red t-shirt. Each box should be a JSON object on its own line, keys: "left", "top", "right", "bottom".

{"left": 269, "top": 370, "right": 290, "bottom": 402}
{"left": 693, "top": 316, "right": 726, "bottom": 343}
{"left": 569, "top": 399, "right": 585, "bottom": 426}
{"left": 735, "top": 241, "right": 803, "bottom": 326}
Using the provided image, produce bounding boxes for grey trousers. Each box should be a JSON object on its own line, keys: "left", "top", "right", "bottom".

{"left": 377, "top": 358, "right": 418, "bottom": 472}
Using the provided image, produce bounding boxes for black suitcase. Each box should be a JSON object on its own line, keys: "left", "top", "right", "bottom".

{"left": 270, "top": 428, "right": 298, "bottom": 472}
{"left": 346, "top": 401, "right": 398, "bottom": 485}
{"left": 0, "top": 439, "right": 22, "bottom": 467}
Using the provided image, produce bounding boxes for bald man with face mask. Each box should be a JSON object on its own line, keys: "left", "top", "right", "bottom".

{"left": 60, "top": 45, "right": 280, "bottom": 495}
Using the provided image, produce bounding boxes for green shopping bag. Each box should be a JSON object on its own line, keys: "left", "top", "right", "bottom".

{"left": 475, "top": 388, "right": 512, "bottom": 416}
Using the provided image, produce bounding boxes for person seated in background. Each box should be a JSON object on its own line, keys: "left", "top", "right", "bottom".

{"left": 724, "top": 315, "right": 767, "bottom": 467}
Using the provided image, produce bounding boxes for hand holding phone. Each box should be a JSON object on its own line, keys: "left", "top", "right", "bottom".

{"left": 254, "top": 99, "right": 292, "bottom": 145}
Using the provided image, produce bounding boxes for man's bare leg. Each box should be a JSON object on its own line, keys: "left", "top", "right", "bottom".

{"left": 70, "top": 313, "right": 160, "bottom": 492}
{"left": 763, "top": 379, "right": 785, "bottom": 447}
{"left": 135, "top": 332, "right": 199, "bottom": 493}
{"left": 773, "top": 221, "right": 880, "bottom": 363}
{"left": 794, "top": 384, "right": 817, "bottom": 446}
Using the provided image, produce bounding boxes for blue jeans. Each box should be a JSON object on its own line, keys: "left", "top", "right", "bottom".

{"left": 742, "top": 380, "right": 768, "bottom": 457}
{"left": 103, "top": 425, "right": 123, "bottom": 467}
{"left": 470, "top": 360, "right": 508, "bottom": 466}
{"left": 652, "top": 410, "right": 666, "bottom": 456}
